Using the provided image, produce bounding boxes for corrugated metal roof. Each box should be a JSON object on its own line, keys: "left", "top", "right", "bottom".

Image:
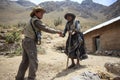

{"left": 83, "top": 16, "right": 120, "bottom": 34}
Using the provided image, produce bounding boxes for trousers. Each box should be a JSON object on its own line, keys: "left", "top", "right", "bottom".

{"left": 16, "top": 37, "right": 38, "bottom": 80}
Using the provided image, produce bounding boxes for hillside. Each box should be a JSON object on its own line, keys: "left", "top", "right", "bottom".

{"left": 39, "top": 0, "right": 107, "bottom": 31}
{"left": 41, "top": 8, "right": 104, "bottom": 32}
{"left": 0, "top": 0, "right": 36, "bottom": 24}
{"left": 15, "top": 0, "right": 36, "bottom": 7}
{"left": 0, "top": 0, "right": 28, "bottom": 24}
{"left": 39, "top": 0, "right": 106, "bottom": 20}
{"left": 102, "top": 0, "right": 120, "bottom": 19}
{"left": 0, "top": 0, "right": 119, "bottom": 31}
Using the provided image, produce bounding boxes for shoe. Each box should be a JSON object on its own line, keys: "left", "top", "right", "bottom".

{"left": 27, "top": 77, "right": 37, "bottom": 80}
{"left": 15, "top": 77, "right": 24, "bottom": 80}
{"left": 74, "top": 64, "right": 81, "bottom": 69}
{"left": 68, "top": 64, "right": 75, "bottom": 69}
{"left": 80, "top": 54, "right": 88, "bottom": 60}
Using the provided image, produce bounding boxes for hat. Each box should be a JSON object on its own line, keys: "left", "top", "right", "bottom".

{"left": 64, "top": 13, "right": 76, "bottom": 20}
{"left": 30, "top": 6, "right": 46, "bottom": 17}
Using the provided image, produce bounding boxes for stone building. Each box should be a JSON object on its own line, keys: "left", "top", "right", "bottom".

{"left": 83, "top": 16, "right": 120, "bottom": 56}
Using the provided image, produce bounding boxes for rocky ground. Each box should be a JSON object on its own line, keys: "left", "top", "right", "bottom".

{"left": 0, "top": 34, "right": 120, "bottom": 80}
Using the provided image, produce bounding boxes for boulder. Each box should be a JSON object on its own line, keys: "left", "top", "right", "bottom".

{"left": 113, "top": 77, "right": 120, "bottom": 80}
{"left": 104, "top": 62, "right": 120, "bottom": 76}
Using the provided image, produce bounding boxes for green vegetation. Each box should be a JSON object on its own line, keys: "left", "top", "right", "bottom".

{"left": 54, "top": 17, "right": 62, "bottom": 27}
{"left": 0, "top": 24, "right": 11, "bottom": 29}
{"left": 7, "top": 43, "right": 22, "bottom": 57}
{"left": 0, "top": 23, "right": 24, "bottom": 57}
{"left": 5, "top": 31, "right": 21, "bottom": 43}
{"left": 17, "top": 22, "right": 27, "bottom": 28}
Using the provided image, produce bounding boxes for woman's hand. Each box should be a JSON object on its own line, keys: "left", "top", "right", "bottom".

{"left": 58, "top": 31, "right": 64, "bottom": 37}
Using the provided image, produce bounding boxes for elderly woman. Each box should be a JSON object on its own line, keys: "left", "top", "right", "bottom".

{"left": 62, "top": 13, "right": 88, "bottom": 69}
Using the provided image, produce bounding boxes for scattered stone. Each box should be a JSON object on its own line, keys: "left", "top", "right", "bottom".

{"left": 93, "top": 50, "right": 120, "bottom": 57}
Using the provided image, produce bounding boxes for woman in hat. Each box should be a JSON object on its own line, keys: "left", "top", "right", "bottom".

{"left": 16, "top": 6, "right": 61, "bottom": 80}
{"left": 61, "top": 13, "right": 88, "bottom": 69}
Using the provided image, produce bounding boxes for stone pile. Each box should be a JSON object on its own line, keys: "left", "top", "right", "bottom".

{"left": 86, "top": 50, "right": 120, "bottom": 57}
{"left": 95, "top": 50, "right": 120, "bottom": 57}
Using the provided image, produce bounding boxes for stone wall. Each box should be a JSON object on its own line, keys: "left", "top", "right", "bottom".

{"left": 84, "top": 19, "right": 120, "bottom": 57}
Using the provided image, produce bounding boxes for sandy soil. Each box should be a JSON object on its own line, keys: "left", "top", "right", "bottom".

{"left": 0, "top": 34, "right": 120, "bottom": 80}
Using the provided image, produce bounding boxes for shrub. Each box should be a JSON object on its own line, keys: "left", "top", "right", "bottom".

{"left": 14, "top": 46, "right": 22, "bottom": 56}
{"left": 7, "top": 46, "right": 22, "bottom": 57}
{"left": 17, "top": 22, "right": 27, "bottom": 28}
{"left": 0, "top": 24, "right": 11, "bottom": 29}
{"left": 54, "top": 17, "right": 62, "bottom": 27}
{"left": 5, "top": 31, "right": 21, "bottom": 43}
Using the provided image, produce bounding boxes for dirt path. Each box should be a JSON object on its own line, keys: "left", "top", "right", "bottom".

{"left": 0, "top": 34, "right": 120, "bottom": 80}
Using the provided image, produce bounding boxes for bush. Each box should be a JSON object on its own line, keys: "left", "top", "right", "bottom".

{"left": 17, "top": 22, "right": 27, "bottom": 28}
{"left": 54, "top": 17, "right": 62, "bottom": 27}
{"left": 7, "top": 46, "right": 22, "bottom": 57}
{"left": 3, "top": 42, "right": 22, "bottom": 57}
{"left": 0, "top": 24, "right": 11, "bottom": 29}
{"left": 14, "top": 46, "right": 22, "bottom": 56}
{"left": 5, "top": 31, "right": 21, "bottom": 43}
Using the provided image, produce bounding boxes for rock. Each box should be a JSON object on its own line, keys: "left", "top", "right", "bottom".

{"left": 71, "top": 71, "right": 101, "bottom": 80}
{"left": 113, "top": 76, "right": 120, "bottom": 80}
{"left": 97, "top": 70, "right": 112, "bottom": 80}
{"left": 0, "top": 52, "right": 4, "bottom": 55}
{"left": 0, "top": 33, "right": 6, "bottom": 39}
{"left": 104, "top": 62, "right": 120, "bottom": 76}
{"left": 0, "top": 40, "right": 6, "bottom": 43}
{"left": 0, "top": 43, "right": 7, "bottom": 51}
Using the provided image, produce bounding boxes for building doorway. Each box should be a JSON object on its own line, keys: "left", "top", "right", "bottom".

{"left": 94, "top": 36, "right": 100, "bottom": 51}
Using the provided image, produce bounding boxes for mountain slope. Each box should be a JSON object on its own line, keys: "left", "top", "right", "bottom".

{"left": 0, "top": 0, "right": 33, "bottom": 24}
{"left": 39, "top": 0, "right": 106, "bottom": 19}
{"left": 79, "top": 0, "right": 106, "bottom": 19}
{"left": 102, "top": 0, "right": 120, "bottom": 19}
{"left": 0, "top": 0, "right": 119, "bottom": 31}
{"left": 15, "top": 0, "right": 36, "bottom": 7}
{"left": 39, "top": 0, "right": 107, "bottom": 31}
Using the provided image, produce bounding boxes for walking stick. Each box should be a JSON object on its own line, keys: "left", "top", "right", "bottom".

{"left": 66, "top": 31, "right": 72, "bottom": 69}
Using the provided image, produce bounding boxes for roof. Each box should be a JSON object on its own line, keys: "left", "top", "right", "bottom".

{"left": 83, "top": 16, "right": 120, "bottom": 34}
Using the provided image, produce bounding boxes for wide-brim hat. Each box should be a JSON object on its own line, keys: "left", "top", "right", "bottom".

{"left": 64, "top": 13, "right": 76, "bottom": 20}
{"left": 30, "top": 6, "right": 46, "bottom": 17}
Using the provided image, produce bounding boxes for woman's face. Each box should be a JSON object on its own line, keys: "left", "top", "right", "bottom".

{"left": 66, "top": 15, "right": 73, "bottom": 21}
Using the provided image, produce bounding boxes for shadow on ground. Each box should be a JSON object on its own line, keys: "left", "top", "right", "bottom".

{"left": 51, "top": 65, "right": 87, "bottom": 80}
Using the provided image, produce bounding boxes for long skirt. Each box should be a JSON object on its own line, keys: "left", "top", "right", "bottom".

{"left": 65, "top": 32, "right": 88, "bottom": 60}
